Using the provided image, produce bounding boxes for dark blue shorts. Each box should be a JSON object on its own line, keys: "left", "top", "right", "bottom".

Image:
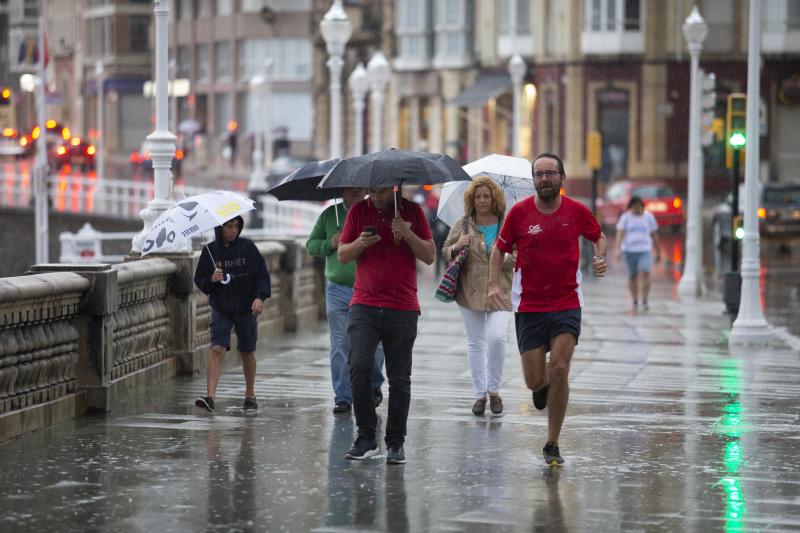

{"left": 211, "top": 308, "right": 258, "bottom": 353}
{"left": 515, "top": 308, "right": 581, "bottom": 353}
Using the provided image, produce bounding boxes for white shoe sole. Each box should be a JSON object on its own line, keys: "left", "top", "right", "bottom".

{"left": 345, "top": 447, "right": 379, "bottom": 460}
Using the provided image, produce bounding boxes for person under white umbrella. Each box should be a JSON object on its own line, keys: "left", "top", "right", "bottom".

{"left": 436, "top": 154, "right": 534, "bottom": 227}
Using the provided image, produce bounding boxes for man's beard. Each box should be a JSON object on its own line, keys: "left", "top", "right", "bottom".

{"left": 536, "top": 183, "right": 558, "bottom": 201}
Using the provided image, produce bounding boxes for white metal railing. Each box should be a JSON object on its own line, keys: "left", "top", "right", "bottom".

{"left": 0, "top": 172, "right": 214, "bottom": 218}
{"left": 255, "top": 194, "right": 326, "bottom": 237}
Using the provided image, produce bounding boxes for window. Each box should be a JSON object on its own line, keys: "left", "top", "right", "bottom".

{"left": 177, "top": 46, "right": 190, "bottom": 77}
{"left": 241, "top": 0, "right": 264, "bottom": 11}
{"left": 196, "top": 44, "right": 210, "bottom": 80}
{"left": 623, "top": 0, "right": 639, "bottom": 30}
{"left": 214, "top": 92, "right": 231, "bottom": 136}
{"left": 178, "top": 0, "right": 192, "bottom": 21}
{"left": 129, "top": 15, "right": 150, "bottom": 53}
{"left": 584, "top": 0, "right": 641, "bottom": 33}
{"left": 395, "top": 0, "right": 431, "bottom": 67}
{"left": 197, "top": 0, "right": 212, "bottom": 18}
{"left": 498, "top": 0, "right": 531, "bottom": 35}
{"left": 215, "top": 42, "right": 230, "bottom": 80}
{"left": 791, "top": 1, "right": 800, "bottom": 30}
{"left": 87, "top": 16, "right": 112, "bottom": 57}
{"left": 271, "top": 92, "right": 313, "bottom": 140}
{"left": 216, "top": 0, "right": 234, "bottom": 15}
{"left": 237, "top": 39, "right": 312, "bottom": 81}
{"left": 704, "top": 0, "right": 733, "bottom": 52}
{"left": 433, "top": 0, "right": 471, "bottom": 66}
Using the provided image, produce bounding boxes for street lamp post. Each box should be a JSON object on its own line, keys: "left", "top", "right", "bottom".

{"left": 34, "top": 15, "right": 48, "bottom": 264}
{"left": 677, "top": 6, "right": 708, "bottom": 298}
{"left": 248, "top": 60, "right": 273, "bottom": 191}
{"left": 367, "top": 51, "right": 390, "bottom": 153}
{"left": 508, "top": 54, "right": 525, "bottom": 156}
{"left": 95, "top": 61, "right": 105, "bottom": 184}
{"left": 348, "top": 63, "right": 367, "bottom": 156}
{"left": 730, "top": 0, "right": 771, "bottom": 345}
{"left": 248, "top": 71, "right": 265, "bottom": 190}
{"left": 320, "top": 0, "right": 352, "bottom": 159}
{"left": 132, "top": 0, "right": 180, "bottom": 254}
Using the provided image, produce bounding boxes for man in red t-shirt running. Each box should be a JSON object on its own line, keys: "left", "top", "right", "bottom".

{"left": 338, "top": 187, "right": 435, "bottom": 465}
{"left": 488, "top": 153, "right": 607, "bottom": 466}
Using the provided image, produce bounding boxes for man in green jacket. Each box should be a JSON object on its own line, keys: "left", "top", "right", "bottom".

{"left": 306, "top": 187, "right": 385, "bottom": 414}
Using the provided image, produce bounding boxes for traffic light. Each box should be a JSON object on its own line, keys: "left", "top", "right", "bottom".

{"left": 0, "top": 87, "right": 10, "bottom": 105}
{"left": 732, "top": 214, "right": 744, "bottom": 240}
{"left": 726, "top": 93, "right": 746, "bottom": 169}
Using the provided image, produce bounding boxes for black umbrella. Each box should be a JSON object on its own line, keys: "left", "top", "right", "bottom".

{"left": 266, "top": 158, "right": 342, "bottom": 201}
{"left": 317, "top": 149, "right": 470, "bottom": 190}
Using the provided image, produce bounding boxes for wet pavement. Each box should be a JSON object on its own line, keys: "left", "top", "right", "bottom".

{"left": 1, "top": 263, "right": 799, "bottom": 532}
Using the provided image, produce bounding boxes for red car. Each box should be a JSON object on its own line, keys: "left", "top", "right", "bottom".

{"left": 51, "top": 137, "right": 96, "bottom": 171}
{"left": 597, "top": 179, "right": 684, "bottom": 230}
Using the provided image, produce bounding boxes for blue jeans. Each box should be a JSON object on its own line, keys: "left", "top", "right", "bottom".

{"left": 326, "top": 281, "right": 385, "bottom": 404}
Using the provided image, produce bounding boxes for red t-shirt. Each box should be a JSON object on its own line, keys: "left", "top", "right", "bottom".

{"left": 496, "top": 196, "right": 601, "bottom": 313}
{"left": 340, "top": 197, "right": 433, "bottom": 311}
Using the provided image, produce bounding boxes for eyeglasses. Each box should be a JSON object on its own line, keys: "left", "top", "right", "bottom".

{"left": 533, "top": 170, "right": 562, "bottom": 180}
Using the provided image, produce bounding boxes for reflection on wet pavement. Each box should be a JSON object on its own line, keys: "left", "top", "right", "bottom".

{"left": 0, "top": 256, "right": 799, "bottom": 531}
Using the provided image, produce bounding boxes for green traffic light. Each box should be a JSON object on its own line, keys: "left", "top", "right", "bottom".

{"left": 729, "top": 132, "right": 746, "bottom": 147}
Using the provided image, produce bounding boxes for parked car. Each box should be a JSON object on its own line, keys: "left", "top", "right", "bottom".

{"left": 18, "top": 120, "right": 71, "bottom": 158}
{"left": 0, "top": 127, "right": 25, "bottom": 157}
{"left": 597, "top": 179, "right": 684, "bottom": 231}
{"left": 51, "top": 137, "right": 96, "bottom": 171}
{"left": 712, "top": 183, "right": 800, "bottom": 245}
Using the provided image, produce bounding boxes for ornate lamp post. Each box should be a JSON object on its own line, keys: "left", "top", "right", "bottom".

{"left": 508, "top": 53, "right": 526, "bottom": 156}
{"left": 132, "top": 0, "right": 180, "bottom": 253}
{"left": 94, "top": 61, "right": 105, "bottom": 184}
{"left": 677, "top": 6, "right": 708, "bottom": 298}
{"left": 367, "top": 51, "right": 390, "bottom": 153}
{"left": 731, "top": 0, "right": 771, "bottom": 346}
{"left": 248, "top": 70, "right": 266, "bottom": 190}
{"left": 348, "top": 63, "right": 367, "bottom": 156}
{"left": 320, "top": 0, "right": 352, "bottom": 159}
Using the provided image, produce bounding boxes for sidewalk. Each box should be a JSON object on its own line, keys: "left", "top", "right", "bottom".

{"left": 1, "top": 265, "right": 798, "bottom": 531}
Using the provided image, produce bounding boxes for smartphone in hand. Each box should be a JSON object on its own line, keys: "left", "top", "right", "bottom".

{"left": 363, "top": 225, "right": 377, "bottom": 235}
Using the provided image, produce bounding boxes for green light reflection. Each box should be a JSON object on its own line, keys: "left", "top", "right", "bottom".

{"left": 714, "top": 358, "right": 747, "bottom": 531}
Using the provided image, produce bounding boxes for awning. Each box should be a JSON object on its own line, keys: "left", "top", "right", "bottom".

{"left": 450, "top": 72, "right": 512, "bottom": 107}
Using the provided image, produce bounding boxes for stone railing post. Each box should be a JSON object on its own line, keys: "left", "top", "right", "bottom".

{"left": 164, "top": 253, "right": 202, "bottom": 375}
{"left": 28, "top": 264, "right": 118, "bottom": 411}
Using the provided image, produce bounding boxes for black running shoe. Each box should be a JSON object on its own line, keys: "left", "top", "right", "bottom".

{"left": 345, "top": 437, "right": 379, "bottom": 460}
{"left": 373, "top": 388, "right": 383, "bottom": 408}
{"left": 543, "top": 441, "right": 564, "bottom": 466}
{"left": 195, "top": 396, "right": 215, "bottom": 412}
{"left": 333, "top": 401, "right": 352, "bottom": 414}
{"left": 386, "top": 446, "right": 406, "bottom": 465}
{"left": 243, "top": 397, "right": 258, "bottom": 411}
{"left": 532, "top": 384, "right": 549, "bottom": 410}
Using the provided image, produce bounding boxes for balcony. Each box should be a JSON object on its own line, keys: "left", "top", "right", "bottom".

{"left": 581, "top": 30, "right": 644, "bottom": 56}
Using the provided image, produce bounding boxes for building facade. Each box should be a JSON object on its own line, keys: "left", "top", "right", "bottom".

{"left": 171, "top": 0, "right": 316, "bottom": 168}
{"left": 349, "top": 0, "right": 800, "bottom": 195}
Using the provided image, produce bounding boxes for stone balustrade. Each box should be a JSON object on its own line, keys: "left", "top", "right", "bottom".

{"left": 0, "top": 238, "right": 325, "bottom": 444}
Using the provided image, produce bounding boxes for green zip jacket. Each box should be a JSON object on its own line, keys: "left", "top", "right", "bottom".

{"left": 305, "top": 202, "right": 355, "bottom": 286}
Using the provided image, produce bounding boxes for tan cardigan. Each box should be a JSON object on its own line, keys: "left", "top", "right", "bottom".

{"left": 441, "top": 216, "right": 515, "bottom": 311}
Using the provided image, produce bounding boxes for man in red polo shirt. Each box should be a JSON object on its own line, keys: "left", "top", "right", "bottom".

{"left": 488, "top": 153, "right": 607, "bottom": 466}
{"left": 337, "top": 186, "right": 435, "bottom": 465}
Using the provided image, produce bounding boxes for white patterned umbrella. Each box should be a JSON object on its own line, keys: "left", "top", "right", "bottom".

{"left": 141, "top": 191, "right": 255, "bottom": 257}
{"left": 436, "top": 154, "right": 534, "bottom": 226}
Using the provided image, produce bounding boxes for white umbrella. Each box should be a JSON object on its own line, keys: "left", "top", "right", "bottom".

{"left": 141, "top": 191, "right": 256, "bottom": 282}
{"left": 436, "top": 154, "right": 534, "bottom": 226}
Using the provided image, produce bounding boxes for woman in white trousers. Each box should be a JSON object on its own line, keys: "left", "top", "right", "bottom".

{"left": 442, "top": 176, "right": 515, "bottom": 416}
